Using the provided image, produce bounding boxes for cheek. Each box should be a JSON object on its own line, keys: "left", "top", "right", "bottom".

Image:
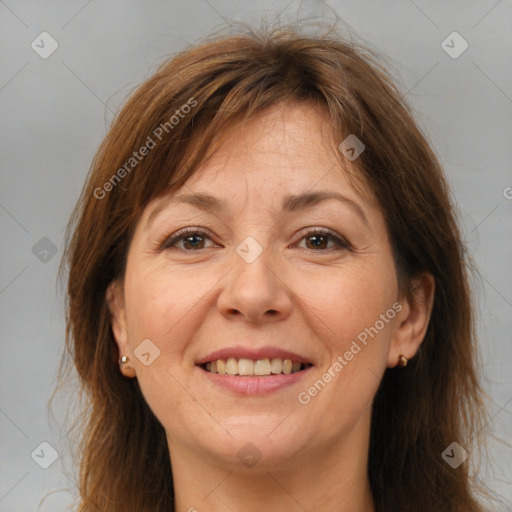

{"left": 294, "top": 259, "right": 398, "bottom": 415}
{"left": 298, "top": 258, "right": 398, "bottom": 350}
{"left": 121, "top": 264, "right": 214, "bottom": 437}
{"left": 123, "top": 263, "right": 211, "bottom": 350}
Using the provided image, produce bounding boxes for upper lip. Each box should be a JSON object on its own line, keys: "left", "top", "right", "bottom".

{"left": 196, "top": 346, "right": 315, "bottom": 366}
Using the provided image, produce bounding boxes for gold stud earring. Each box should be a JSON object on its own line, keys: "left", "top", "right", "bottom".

{"left": 397, "top": 354, "right": 408, "bottom": 368}
{"left": 119, "top": 355, "right": 136, "bottom": 378}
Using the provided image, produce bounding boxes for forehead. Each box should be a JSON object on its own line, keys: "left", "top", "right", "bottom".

{"left": 180, "top": 103, "right": 370, "bottom": 201}
{"left": 140, "top": 102, "right": 377, "bottom": 227}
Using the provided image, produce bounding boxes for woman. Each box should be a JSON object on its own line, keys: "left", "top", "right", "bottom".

{"left": 58, "top": 24, "right": 495, "bottom": 511}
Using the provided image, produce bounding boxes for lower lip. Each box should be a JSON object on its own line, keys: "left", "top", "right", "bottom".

{"left": 197, "top": 366, "right": 314, "bottom": 396}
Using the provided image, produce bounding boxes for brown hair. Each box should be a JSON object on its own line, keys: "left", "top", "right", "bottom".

{"left": 56, "top": 23, "right": 498, "bottom": 511}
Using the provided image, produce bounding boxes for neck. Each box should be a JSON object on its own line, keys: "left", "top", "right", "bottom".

{"left": 168, "top": 407, "right": 376, "bottom": 512}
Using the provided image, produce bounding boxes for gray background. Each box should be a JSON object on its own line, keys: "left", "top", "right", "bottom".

{"left": 1, "top": 1, "right": 511, "bottom": 510}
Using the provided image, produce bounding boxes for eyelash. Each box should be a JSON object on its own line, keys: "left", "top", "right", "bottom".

{"left": 158, "top": 226, "right": 352, "bottom": 253}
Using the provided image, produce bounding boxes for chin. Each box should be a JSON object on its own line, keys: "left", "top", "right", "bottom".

{"left": 194, "top": 418, "right": 311, "bottom": 471}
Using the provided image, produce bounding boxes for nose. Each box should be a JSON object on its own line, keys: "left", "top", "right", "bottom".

{"left": 217, "top": 244, "right": 293, "bottom": 324}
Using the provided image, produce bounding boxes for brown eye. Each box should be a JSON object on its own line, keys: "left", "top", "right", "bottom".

{"left": 180, "top": 234, "right": 207, "bottom": 250}
{"left": 296, "top": 229, "right": 350, "bottom": 251}
{"left": 160, "top": 228, "right": 217, "bottom": 251}
{"left": 304, "top": 234, "right": 330, "bottom": 250}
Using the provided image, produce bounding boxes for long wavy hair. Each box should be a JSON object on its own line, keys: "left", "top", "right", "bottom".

{"left": 55, "top": 23, "right": 499, "bottom": 512}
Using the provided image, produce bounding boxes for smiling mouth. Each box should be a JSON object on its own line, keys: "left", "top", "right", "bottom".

{"left": 199, "top": 357, "right": 313, "bottom": 376}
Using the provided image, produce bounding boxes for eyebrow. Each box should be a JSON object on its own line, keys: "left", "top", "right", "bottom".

{"left": 145, "top": 190, "right": 369, "bottom": 230}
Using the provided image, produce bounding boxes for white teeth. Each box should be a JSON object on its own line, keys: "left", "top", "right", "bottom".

{"left": 217, "top": 359, "right": 226, "bottom": 374}
{"left": 225, "top": 357, "right": 238, "bottom": 375}
{"left": 254, "top": 358, "right": 271, "bottom": 376}
{"left": 203, "top": 357, "right": 309, "bottom": 376}
{"left": 238, "top": 358, "right": 254, "bottom": 375}
{"left": 270, "top": 358, "right": 283, "bottom": 374}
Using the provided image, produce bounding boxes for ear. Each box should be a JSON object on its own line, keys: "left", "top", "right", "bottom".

{"left": 387, "top": 273, "right": 435, "bottom": 368}
{"left": 106, "top": 280, "right": 133, "bottom": 375}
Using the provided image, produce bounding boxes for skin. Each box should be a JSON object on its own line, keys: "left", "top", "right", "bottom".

{"left": 107, "top": 102, "right": 434, "bottom": 512}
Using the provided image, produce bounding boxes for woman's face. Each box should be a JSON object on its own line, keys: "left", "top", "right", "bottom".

{"left": 108, "top": 103, "right": 414, "bottom": 471}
